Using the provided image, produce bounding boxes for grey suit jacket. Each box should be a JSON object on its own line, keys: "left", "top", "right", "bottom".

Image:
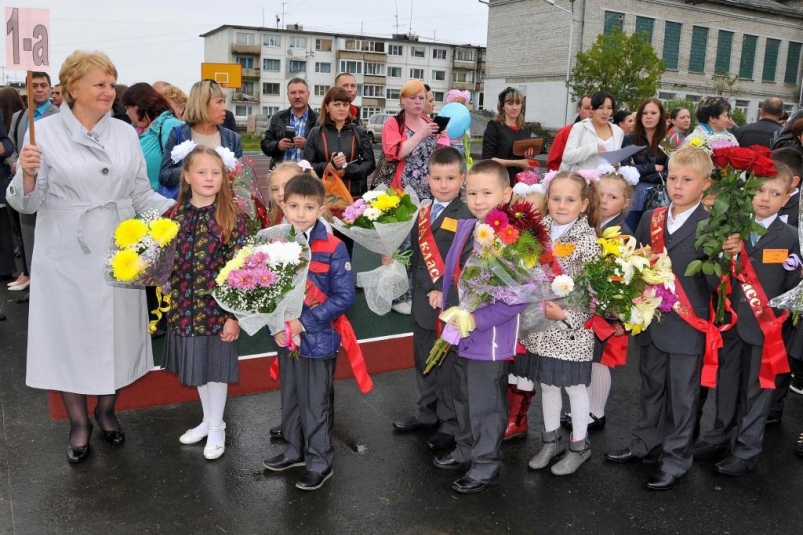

{"left": 9, "top": 103, "right": 60, "bottom": 158}
{"left": 634, "top": 204, "right": 713, "bottom": 355}
{"left": 733, "top": 217, "right": 801, "bottom": 345}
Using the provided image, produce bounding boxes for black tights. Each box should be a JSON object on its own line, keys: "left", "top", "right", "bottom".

{"left": 60, "top": 390, "right": 120, "bottom": 448}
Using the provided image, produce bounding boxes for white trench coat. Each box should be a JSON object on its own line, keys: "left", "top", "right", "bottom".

{"left": 6, "top": 105, "right": 174, "bottom": 395}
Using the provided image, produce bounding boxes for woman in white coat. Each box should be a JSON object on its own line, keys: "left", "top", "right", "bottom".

{"left": 7, "top": 51, "right": 174, "bottom": 463}
{"left": 561, "top": 92, "right": 624, "bottom": 171}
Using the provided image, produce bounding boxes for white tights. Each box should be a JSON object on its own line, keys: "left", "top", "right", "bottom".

{"left": 587, "top": 363, "right": 611, "bottom": 419}
{"left": 541, "top": 383, "right": 590, "bottom": 442}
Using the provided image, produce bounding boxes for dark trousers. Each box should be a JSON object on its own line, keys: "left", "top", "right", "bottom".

{"left": 700, "top": 332, "right": 772, "bottom": 465}
{"left": 413, "top": 324, "right": 458, "bottom": 435}
{"left": 629, "top": 342, "right": 702, "bottom": 477}
{"left": 20, "top": 213, "right": 34, "bottom": 277}
{"left": 0, "top": 204, "right": 16, "bottom": 276}
{"left": 5, "top": 205, "right": 26, "bottom": 275}
{"left": 450, "top": 357, "right": 507, "bottom": 483}
{"left": 278, "top": 348, "right": 337, "bottom": 473}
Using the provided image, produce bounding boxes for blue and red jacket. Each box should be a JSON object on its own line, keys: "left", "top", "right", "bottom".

{"left": 298, "top": 221, "right": 355, "bottom": 358}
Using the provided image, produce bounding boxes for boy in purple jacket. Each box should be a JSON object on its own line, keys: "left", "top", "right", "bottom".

{"left": 433, "top": 160, "right": 527, "bottom": 493}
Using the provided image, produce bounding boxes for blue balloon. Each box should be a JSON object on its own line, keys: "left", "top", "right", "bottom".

{"left": 438, "top": 103, "right": 471, "bottom": 138}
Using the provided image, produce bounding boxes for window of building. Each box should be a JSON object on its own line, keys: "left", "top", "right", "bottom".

{"left": 339, "top": 60, "right": 363, "bottom": 74}
{"left": 263, "top": 34, "right": 281, "bottom": 48}
{"left": 365, "top": 62, "right": 386, "bottom": 76}
{"left": 763, "top": 38, "right": 780, "bottom": 82}
{"left": 315, "top": 38, "right": 332, "bottom": 52}
{"left": 388, "top": 66, "right": 402, "bottom": 78}
{"left": 658, "top": 91, "right": 677, "bottom": 102}
{"left": 685, "top": 94, "right": 702, "bottom": 104}
{"left": 431, "top": 70, "right": 446, "bottom": 81}
{"left": 262, "top": 82, "right": 280, "bottom": 95}
{"left": 433, "top": 91, "right": 444, "bottom": 102}
{"left": 263, "top": 58, "right": 280, "bottom": 72}
{"left": 715, "top": 30, "right": 733, "bottom": 75}
{"left": 236, "top": 32, "right": 255, "bottom": 45}
{"left": 386, "top": 88, "right": 401, "bottom": 100}
{"left": 362, "top": 107, "right": 381, "bottom": 121}
{"left": 345, "top": 39, "right": 386, "bottom": 53}
{"left": 363, "top": 85, "right": 385, "bottom": 97}
{"left": 432, "top": 48, "right": 447, "bottom": 60}
{"left": 785, "top": 42, "right": 802, "bottom": 84}
{"left": 734, "top": 99, "right": 750, "bottom": 117}
{"left": 635, "top": 16, "right": 654, "bottom": 43}
{"left": 663, "top": 21, "right": 682, "bottom": 70}
{"left": 388, "top": 44, "right": 403, "bottom": 56}
{"left": 739, "top": 35, "right": 758, "bottom": 79}
{"left": 262, "top": 106, "right": 279, "bottom": 116}
{"left": 455, "top": 48, "right": 475, "bottom": 62}
{"left": 236, "top": 56, "right": 254, "bottom": 69}
{"left": 289, "top": 60, "right": 307, "bottom": 73}
{"left": 315, "top": 62, "right": 331, "bottom": 73}
{"left": 411, "top": 46, "right": 425, "bottom": 58}
{"left": 314, "top": 85, "right": 330, "bottom": 96}
{"left": 235, "top": 105, "right": 251, "bottom": 117}
{"left": 453, "top": 71, "right": 474, "bottom": 83}
{"left": 289, "top": 36, "right": 307, "bottom": 49}
{"left": 241, "top": 81, "right": 254, "bottom": 95}
{"left": 603, "top": 11, "right": 624, "bottom": 35}
{"left": 410, "top": 68, "right": 424, "bottom": 79}
{"left": 688, "top": 26, "right": 708, "bottom": 74}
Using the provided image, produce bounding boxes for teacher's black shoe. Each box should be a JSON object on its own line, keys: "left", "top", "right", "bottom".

{"left": 646, "top": 470, "right": 681, "bottom": 490}
{"left": 16, "top": 292, "right": 29, "bottom": 304}
{"left": 67, "top": 422, "right": 93, "bottom": 464}
{"left": 427, "top": 431, "right": 455, "bottom": 451}
{"left": 392, "top": 415, "right": 437, "bottom": 433}
{"left": 452, "top": 475, "right": 496, "bottom": 494}
{"left": 295, "top": 469, "right": 332, "bottom": 491}
{"left": 263, "top": 454, "right": 305, "bottom": 472}
{"left": 714, "top": 456, "right": 752, "bottom": 477}
{"left": 433, "top": 454, "right": 469, "bottom": 471}
{"left": 606, "top": 448, "right": 641, "bottom": 464}
{"left": 269, "top": 425, "right": 284, "bottom": 440}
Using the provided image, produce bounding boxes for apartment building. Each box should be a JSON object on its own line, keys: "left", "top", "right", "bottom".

{"left": 486, "top": 0, "right": 803, "bottom": 129}
{"left": 201, "top": 24, "right": 486, "bottom": 125}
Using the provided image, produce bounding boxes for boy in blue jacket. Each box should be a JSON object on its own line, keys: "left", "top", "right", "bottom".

{"left": 263, "top": 174, "right": 355, "bottom": 491}
{"left": 433, "top": 160, "right": 527, "bottom": 494}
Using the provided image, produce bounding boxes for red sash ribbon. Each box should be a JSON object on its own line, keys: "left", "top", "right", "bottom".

{"left": 417, "top": 204, "right": 447, "bottom": 285}
{"left": 650, "top": 207, "right": 723, "bottom": 387}
{"left": 733, "top": 244, "right": 789, "bottom": 388}
{"left": 584, "top": 315, "right": 629, "bottom": 367}
{"left": 269, "top": 281, "right": 374, "bottom": 393}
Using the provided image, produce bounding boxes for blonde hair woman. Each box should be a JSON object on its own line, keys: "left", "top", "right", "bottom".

{"left": 379, "top": 79, "right": 440, "bottom": 201}
{"left": 160, "top": 85, "right": 188, "bottom": 120}
{"left": 8, "top": 50, "right": 175, "bottom": 463}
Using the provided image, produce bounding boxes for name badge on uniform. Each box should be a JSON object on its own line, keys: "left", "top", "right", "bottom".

{"left": 440, "top": 217, "right": 458, "bottom": 233}
{"left": 554, "top": 243, "right": 576, "bottom": 257}
{"left": 763, "top": 249, "right": 789, "bottom": 264}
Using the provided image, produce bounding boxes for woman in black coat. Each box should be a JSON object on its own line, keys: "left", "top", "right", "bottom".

{"left": 303, "top": 87, "right": 375, "bottom": 197}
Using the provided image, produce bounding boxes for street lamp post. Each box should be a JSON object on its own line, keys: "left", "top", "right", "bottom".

{"left": 543, "top": 0, "right": 575, "bottom": 124}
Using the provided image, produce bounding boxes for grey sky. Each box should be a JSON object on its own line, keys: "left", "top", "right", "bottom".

{"left": 2, "top": 0, "right": 489, "bottom": 92}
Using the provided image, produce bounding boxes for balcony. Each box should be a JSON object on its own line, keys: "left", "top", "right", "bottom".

{"left": 242, "top": 68, "right": 260, "bottom": 79}
{"left": 453, "top": 59, "right": 477, "bottom": 70}
{"left": 232, "top": 91, "right": 259, "bottom": 102}
{"left": 363, "top": 52, "right": 387, "bottom": 63}
{"left": 230, "top": 43, "right": 260, "bottom": 55}
{"left": 337, "top": 51, "right": 365, "bottom": 61}
{"left": 451, "top": 81, "right": 476, "bottom": 91}
{"left": 362, "top": 97, "right": 386, "bottom": 108}
{"left": 364, "top": 75, "right": 386, "bottom": 85}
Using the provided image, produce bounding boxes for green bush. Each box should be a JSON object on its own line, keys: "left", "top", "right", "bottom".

{"left": 241, "top": 132, "right": 262, "bottom": 152}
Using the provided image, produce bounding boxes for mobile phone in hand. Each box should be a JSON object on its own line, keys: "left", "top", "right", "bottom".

{"left": 284, "top": 126, "right": 296, "bottom": 140}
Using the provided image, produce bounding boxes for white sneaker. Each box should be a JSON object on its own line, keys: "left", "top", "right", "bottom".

{"left": 203, "top": 424, "right": 226, "bottom": 460}
{"left": 391, "top": 301, "right": 412, "bottom": 315}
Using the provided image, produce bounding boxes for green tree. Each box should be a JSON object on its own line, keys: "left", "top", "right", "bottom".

{"left": 663, "top": 98, "right": 699, "bottom": 130}
{"left": 568, "top": 28, "right": 665, "bottom": 112}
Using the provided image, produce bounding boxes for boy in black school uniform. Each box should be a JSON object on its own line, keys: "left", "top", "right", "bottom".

{"left": 606, "top": 147, "right": 716, "bottom": 490}
{"left": 775, "top": 148, "right": 802, "bottom": 229}
{"left": 263, "top": 174, "right": 355, "bottom": 491}
{"left": 391, "top": 148, "right": 474, "bottom": 451}
{"left": 693, "top": 163, "right": 801, "bottom": 475}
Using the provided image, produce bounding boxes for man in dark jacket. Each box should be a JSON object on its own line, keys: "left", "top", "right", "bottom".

{"left": 261, "top": 78, "right": 319, "bottom": 169}
{"left": 735, "top": 98, "right": 784, "bottom": 148}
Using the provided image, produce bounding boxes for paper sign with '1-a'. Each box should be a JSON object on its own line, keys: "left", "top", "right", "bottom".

{"left": 5, "top": 7, "right": 50, "bottom": 71}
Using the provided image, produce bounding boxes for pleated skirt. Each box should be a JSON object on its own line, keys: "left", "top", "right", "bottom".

{"left": 162, "top": 332, "right": 239, "bottom": 386}
{"left": 516, "top": 353, "right": 592, "bottom": 388}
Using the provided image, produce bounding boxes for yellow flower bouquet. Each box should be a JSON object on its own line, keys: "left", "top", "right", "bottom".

{"left": 106, "top": 210, "right": 179, "bottom": 286}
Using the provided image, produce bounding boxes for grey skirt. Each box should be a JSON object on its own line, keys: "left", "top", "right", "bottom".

{"left": 536, "top": 355, "right": 592, "bottom": 388}
{"left": 162, "top": 332, "right": 239, "bottom": 386}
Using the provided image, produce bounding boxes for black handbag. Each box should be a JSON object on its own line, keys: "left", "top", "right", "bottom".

{"left": 643, "top": 173, "right": 669, "bottom": 211}
{"left": 371, "top": 153, "right": 398, "bottom": 188}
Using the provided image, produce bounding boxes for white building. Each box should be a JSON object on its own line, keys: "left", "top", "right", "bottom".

{"left": 201, "top": 24, "right": 486, "bottom": 126}
{"left": 485, "top": 0, "right": 803, "bottom": 130}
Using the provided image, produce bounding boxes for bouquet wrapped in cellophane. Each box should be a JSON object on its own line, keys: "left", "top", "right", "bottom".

{"left": 424, "top": 202, "right": 556, "bottom": 373}
{"left": 577, "top": 226, "right": 678, "bottom": 334}
{"left": 213, "top": 224, "right": 310, "bottom": 337}
{"left": 332, "top": 186, "right": 420, "bottom": 315}
{"left": 106, "top": 209, "right": 179, "bottom": 287}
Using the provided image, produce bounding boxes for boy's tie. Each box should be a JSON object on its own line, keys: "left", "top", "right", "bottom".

{"left": 430, "top": 203, "right": 445, "bottom": 224}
